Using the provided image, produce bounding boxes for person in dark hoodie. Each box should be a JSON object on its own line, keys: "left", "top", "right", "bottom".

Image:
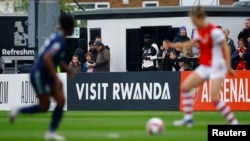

{"left": 173, "top": 26, "right": 190, "bottom": 57}
{"left": 74, "top": 39, "right": 88, "bottom": 65}
{"left": 88, "top": 40, "right": 98, "bottom": 61}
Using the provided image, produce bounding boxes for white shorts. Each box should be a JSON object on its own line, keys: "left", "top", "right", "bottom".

{"left": 195, "top": 63, "right": 227, "bottom": 80}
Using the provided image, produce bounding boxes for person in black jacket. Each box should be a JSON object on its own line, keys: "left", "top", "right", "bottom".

{"left": 173, "top": 26, "right": 190, "bottom": 57}
{"left": 160, "top": 40, "right": 174, "bottom": 71}
{"left": 238, "top": 18, "right": 250, "bottom": 69}
{"left": 167, "top": 51, "right": 180, "bottom": 71}
{"left": 223, "top": 29, "right": 236, "bottom": 55}
{"left": 74, "top": 39, "right": 88, "bottom": 65}
{"left": 141, "top": 35, "right": 158, "bottom": 71}
{"left": 88, "top": 40, "right": 98, "bottom": 61}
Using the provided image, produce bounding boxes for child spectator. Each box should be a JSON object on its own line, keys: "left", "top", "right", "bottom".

{"left": 232, "top": 40, "right": 247, "bottom": 70}
{"left": 82, "top": 52, "right": 95, "bottom": 72}
{"left": 69, "top": 55, "right": 82, "bottom": 73}
{"left": 167, "top": 51, "right": 180, "bottom": 71}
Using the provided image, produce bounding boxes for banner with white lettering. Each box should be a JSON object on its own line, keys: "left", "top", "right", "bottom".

{"left": 180, "top": 71, "right": 250, "bottom": 111}
{"left": 67, "top": 72, "right": 180, "bottom": 110}
{"left": 0, "top": 73, "right": 67, "bottom": 111}
{"left": 0, "top": 16, "right": 35, "bottom": 56}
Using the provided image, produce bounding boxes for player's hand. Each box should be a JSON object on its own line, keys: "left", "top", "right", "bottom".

{"left": 227, "top": 68, "right": 235, "bottom": 77}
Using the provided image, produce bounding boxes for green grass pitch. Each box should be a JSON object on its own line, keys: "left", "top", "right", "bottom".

{"left": 0, "top": 111, "right": 249, "bottom": 141}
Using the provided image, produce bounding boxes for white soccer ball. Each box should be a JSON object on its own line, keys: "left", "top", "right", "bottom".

{"left": 146, "top": 117, "right": 164, "bottom": 135}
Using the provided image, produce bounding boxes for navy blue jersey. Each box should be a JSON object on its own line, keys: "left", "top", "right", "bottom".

{"left": 33, "top": 32, "right": 65, "bottom": 73}
{"left": 30, "top": 32, "right": 66, "bottom": 94}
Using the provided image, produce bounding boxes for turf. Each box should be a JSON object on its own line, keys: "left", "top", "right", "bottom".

{"left": 0, "top": 111, "right": 249, "bottom": 141}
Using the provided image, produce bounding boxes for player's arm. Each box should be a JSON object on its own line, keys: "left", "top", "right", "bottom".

{"left": 59, "top": 61, "right": 70, "bottom": 72}
{"left": 43, "top": 52, "right": 58, "bottom": 79}
{"left": 59, "top": 61, "right": 74, "bottom": 76}
{"left": 167, "top": 40, "right": 196, "bottom": 49}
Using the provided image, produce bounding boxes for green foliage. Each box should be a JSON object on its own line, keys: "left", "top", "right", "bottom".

{"left": 13, "top": 0, "right": 28, "bottom": 13}
{"left": 12, "top": 0, "right": 86, "bottom": 27}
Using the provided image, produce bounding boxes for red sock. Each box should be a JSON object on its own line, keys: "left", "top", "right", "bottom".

{"left": 182, "top": 90, "right": 193, "bottom": 120}
{"left": 214, "top": 100, "right": 238, "bottom": 124}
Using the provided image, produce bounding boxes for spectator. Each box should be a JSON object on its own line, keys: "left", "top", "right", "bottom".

{"left": 95, "top": 35, "right": 102, "bottom": 42}
{"left": 238, "top": 18, "right": 250, "bottom": 47}
{"left": 179, "top": 48, "right": 194, "bottom": 71}
{"left": 167, "top": 51, "right": 180, "bottom": 71}
{"left": 82, "top": 52, "right": 95, "bottom": 72}
{"left": 239, "top": 19, "right": 250, "bottom": 69}
{"left": 141, "top": 34, "right": 158, "bottom": 71}
{"left": 69, "top": 55, "right": 82, "bottom": 73}
{"left": 95, "top": 35, "right": 110, "bottom": 50}
{"left": 74, "top": 39, "right": 88, "bottom": 65}
{"left": 223, "top": 28, "right": 236, "bottom": 55}
{"left": 232, "top": 40, "right": 247, "bottom": 70}
{"left": 94, "top": 41, "right": 110, "bottom": 72}
{"left": 173, "top": 26, "right": 190, "bottom": 57}
{"left": 160, "top": 40, "right": 174, "bottom": 71}
{"left": 88, "top": 40, "right": 98, "bottom": 61}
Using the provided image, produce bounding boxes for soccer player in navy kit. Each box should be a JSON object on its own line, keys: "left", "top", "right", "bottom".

{"left": 9, "top": 14, "right": 74, "bottom": 141}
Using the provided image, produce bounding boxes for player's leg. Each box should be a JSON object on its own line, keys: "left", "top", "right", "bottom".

{"left": 210, "top": 78, "right": 238, "bottom": 125}
{"left": 9, "top": 71, "right": 51, "bottom": 124}
{"left": 9, "top": 94, "right": 50, "bottom": 124}
{"left": 173, "top": 65, "right": 208, "bottom": 127}
{"left": 45, "top": 81, "right": 65, "bottom": 141}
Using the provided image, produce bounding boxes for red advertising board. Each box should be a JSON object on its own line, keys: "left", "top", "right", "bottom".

{"left": 180, "top": 71, "right": 250, "bottom": 111}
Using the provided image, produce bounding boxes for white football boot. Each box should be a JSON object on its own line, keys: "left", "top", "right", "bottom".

{"left": 9, "top": 106, "right": 19, "bottom": 124}
{"left": 173, "top": 119, "right": 193, "bottom": 128}
{"left": 44, "top": 131, "right": 65, "bottom": 141}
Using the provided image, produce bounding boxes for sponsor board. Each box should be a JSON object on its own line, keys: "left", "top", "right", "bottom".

{"left": 67, "top": 72, "right": 180, "bottom": 110}
{"left": 0, "top": 73, "right": 67, "bottom": 111}
{"left": 180, "top": 71, "right": 250, "bottom": 111}
{"left": 0, "top": 16, "right": 34, "bottom": 56}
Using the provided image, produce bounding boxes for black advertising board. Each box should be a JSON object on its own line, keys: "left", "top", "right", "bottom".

{"left": 0, "top": 15, "right": 34, "bottom": 56}
{"left": 67, "top": 71, "right": 180, "bottom": 110}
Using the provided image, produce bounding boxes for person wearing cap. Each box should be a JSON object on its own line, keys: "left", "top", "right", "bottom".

{"left": 172, "top": 26, "right": 192, "bottom": 71}
{"left": 141, "top": 34, "right": 159, "bottom": 71}
{"left": 93, "top": 41, "right": 110, "bottom": 72}
{"left": 173, "top": 26, "right": 190, "bottom": 44}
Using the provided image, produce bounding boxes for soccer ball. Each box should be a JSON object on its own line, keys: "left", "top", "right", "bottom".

{"left": 146, "top": 117, "right": 164, "bottom": 135}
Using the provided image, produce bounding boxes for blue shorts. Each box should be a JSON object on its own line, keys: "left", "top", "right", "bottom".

{"left": 30, "top": 69, "right": 55, "bottom": 95}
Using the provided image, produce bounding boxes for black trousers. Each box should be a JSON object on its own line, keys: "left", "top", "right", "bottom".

{"left": 142, "top": 66, "right": 157, "bottom": 71}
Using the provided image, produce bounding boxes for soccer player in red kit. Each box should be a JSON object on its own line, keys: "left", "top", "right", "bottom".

{"left": 168, "top": 6, "right": 239, "bottom": 127}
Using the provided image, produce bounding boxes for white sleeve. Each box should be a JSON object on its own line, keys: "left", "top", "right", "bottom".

{"left": 192, "top": 30, "right": 200, "bottom": 41}
{"left": 152, "top": 43, "right": 159, "bottom": 53}
{"left": 212, "top": 28, "right": 225, "bottom": 44}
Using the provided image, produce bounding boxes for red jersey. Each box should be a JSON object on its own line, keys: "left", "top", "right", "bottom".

{"left": 236, "top": 47, "right": 247, "bottom": 70}
{"left": 193, "top": 23, "right": 225, "bottom": 66}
